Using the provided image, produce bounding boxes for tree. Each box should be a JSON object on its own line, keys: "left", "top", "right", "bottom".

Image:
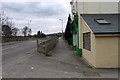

{"left": 22, "top": 26, "right": 32, "bottom": 37}
{"left": 37, "top": 31, "right": 40, "bottom": 36}
{"left": 22, "top": 26, "right": 27, "bottom": 36}
{"left": 0, "top": 11, "right": 2, "bottom": 25}
{"left": 41, "top": 33, "right": 46, "bottom": 37}
{"left": 37, "top": 30, "right": 46, "bottom": 38}
{"left": 37, "top": 31, "right": 41, "bottom": 38}
{"left": 12, "top": 27, "right": 19, "bottom": 36}
{"left": 65, "top": 14, "right": 72, "bottom": 39}
{"left": 28, "top": 28, "right": 32, "bottom": 36}
{"left": 2, "top": 16, "right": 14, "bottom": 30}
{"left": 64, "top": 14, "right": 72, "bottom": 45}
{"left": 2, "top": 25, "right": 12, "bottom": 37}
{"left": 1, "top": 10, "right": 16, "bottom": 37}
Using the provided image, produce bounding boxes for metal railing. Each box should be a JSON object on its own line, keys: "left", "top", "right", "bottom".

{"left": 37, "top": 37, "right": 58, "bottom": 55}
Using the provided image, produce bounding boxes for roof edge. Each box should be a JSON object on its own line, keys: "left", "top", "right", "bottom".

{"left": 80, "top": 14, "right": 120, "bottom": 15}
{"left": 93, "top": 32, "right": 120, "bottom": 35}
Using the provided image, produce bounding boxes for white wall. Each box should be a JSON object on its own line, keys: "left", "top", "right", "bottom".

{"left": 76, "top": 0, "right": 119, "bottom": 14}
{"left": 77, "top": 0, "right": 119, "bottom": 2}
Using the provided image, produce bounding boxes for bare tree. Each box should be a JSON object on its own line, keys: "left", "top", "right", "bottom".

{"left": 1, "top": 10, "right": 4, "bottom": 26}
{"left": 12, "top": 27, "right": 19, "bottom": 36}
{"left": 3, "top": 17, "right": 14, "bottom": 29}
{"left": 28, "top": 28, "right": 32, "bottom": 36}
{"left": 22, "top": 26, "right": 28, "bottom": 37}
{"left": 2, "top": 18, "right": 14, "bottom": 37}
{"left": 0, "top": 10, "right": 1, "bottom": 19}
{"left": 17, "top": 29, "right": 22, "bottom": 36}
{"left": 1, "top": 10, "right": 15, "bottom": 37}
{"left": 0, "top": 10, "right": 2, "bottom": 36}
{"left": 22, "top": 26, "right": 32, "bottom": 37}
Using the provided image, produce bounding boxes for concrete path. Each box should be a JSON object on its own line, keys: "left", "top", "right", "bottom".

{"left": 2, "top": 39, "right": 118, "bottom": 78}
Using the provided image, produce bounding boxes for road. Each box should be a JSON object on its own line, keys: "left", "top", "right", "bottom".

{"left": 2, "top": 40, "right": 37, "bottom": 65}
{"left": 2, "top": 39, "right": 118, "bottom": 78}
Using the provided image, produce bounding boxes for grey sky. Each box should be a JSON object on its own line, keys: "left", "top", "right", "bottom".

{"left": 2, "top": 0, "right": 71, "bottom": 35}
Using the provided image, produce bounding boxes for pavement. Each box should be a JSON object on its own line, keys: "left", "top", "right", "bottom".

{"left": 2, "top": 39, "right": 118, "bottom": 78}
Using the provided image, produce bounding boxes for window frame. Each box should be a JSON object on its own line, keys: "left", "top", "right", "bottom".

{"left": 83, "top": 32, "right": 91, "bottom": 51}
{"left": 95, "top": 19, "right": 111, "bottom": 25}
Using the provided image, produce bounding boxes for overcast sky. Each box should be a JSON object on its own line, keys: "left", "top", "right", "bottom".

{"left": 2, "top": 0, "right": 71, "bottom": 35}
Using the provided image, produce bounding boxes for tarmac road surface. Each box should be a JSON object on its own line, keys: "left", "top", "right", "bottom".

{"left": 2, "top": 40, "right": 37, "bottom": 65}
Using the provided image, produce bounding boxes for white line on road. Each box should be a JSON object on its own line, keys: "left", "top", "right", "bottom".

{"left": 2, "top": 48, "right": 37, "bottom": 65}
{"left": 2, "top": 40, "right": 36, "bottom": 51}
{"left": 2, "top": 45, "right": 19, "bottom": 51}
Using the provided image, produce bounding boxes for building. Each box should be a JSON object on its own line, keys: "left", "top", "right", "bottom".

{"left": 70, "top": 0, "right": 119, "bottom": 68}
{"left": 72, "top": 14, "right": 82, "bottom": 56}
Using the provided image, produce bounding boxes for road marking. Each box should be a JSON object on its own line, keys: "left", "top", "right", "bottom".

{"left": 2, "top": 45, "right": 19, "bottom": 51}
{"left": 2, "top": 40, "right": 36, "bottom": 51}
{"left": 2, "top": 48, "right": 37, "bottom": 65}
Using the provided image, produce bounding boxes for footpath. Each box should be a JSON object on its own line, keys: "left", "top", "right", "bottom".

{"left": 2, "top": 39, "right": 118, "bottom": 78}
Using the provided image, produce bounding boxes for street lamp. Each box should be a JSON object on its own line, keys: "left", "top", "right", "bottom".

{"left": 28, "top": 20, "right": 32, "bottom": 28}
{"left": 59, "top": 19, "right": 63, "bottom": 36}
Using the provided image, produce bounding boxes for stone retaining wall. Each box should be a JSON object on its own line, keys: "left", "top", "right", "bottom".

{"left": 37, "top": 37, "right": 58, "bottom": 55}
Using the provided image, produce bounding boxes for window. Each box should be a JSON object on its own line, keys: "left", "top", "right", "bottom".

{"left": 83, "top": 32, "right": 91, "bottom": 51}
{"left": 95, "top": 19, "right": 111, "bottom": 25}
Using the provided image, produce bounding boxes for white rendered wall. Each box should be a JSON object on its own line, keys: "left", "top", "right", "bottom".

{"left": 76, "top": 0, "right": 119, "bottom": 14}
